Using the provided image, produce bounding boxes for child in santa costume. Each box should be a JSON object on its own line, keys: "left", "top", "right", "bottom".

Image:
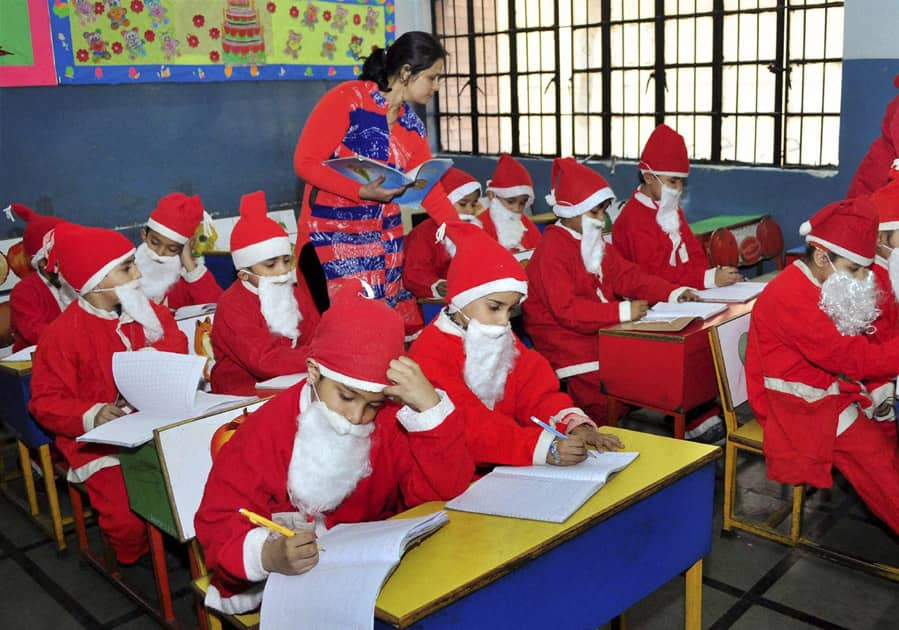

{"left": 408, "top": 223, "right": 622, "bottom": 469}
{"left": 210, "top": 191, "right": 321, "bottom": 395}
{"left": 195, "top": 279, "right": 472, "bottom": 614}
{"left": 847, "top": 75, "right": 899, "bottom": 198}
{"left": 745, "top": 198, "right": 899, "bottom": 534}
{"left": 136, "top": 192, "right": 223, "bottom": 310}
{"left": 403, "top": 167, "right": 485, "bottom": 299}
{"left": 868, "top": 163, "right": 899, "bottom": 342}
{"left": 524, "top": 158, "right": 696, "bottom": 423}
{"left": 481, "top": 154, "right": 542, "bottom": 254}
{"left": 29, "top": 222, "right": 188, "bottom": 564}
{"left": 7, "top": 203, "right": 74, "bottom": 351}
{"left": 613, "top": 124, "right": 741, "bottom": 289}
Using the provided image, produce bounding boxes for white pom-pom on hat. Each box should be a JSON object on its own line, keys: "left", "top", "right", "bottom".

{"left": 799, "top": 220, "right": 812, "bottom": 236}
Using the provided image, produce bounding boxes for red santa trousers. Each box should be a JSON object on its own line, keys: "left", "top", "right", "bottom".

{"left": 83, "top": 466, "right": 149, "bottom": 564}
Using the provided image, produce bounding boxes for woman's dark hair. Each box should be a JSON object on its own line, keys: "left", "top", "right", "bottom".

{"left": 359, "top": 31, "right": 446, "bottom": 91}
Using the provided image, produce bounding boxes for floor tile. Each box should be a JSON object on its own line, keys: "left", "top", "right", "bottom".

{"left": 0, "top": 558, "right": 84, "bottom": 629}
{"left": 704, "top": 529, "right": 788, "bottom": 591}
{"left": 600, "top": 578, "right": 739, "bottom": 630}
{"left": 729, "top": 605, "right": 822, "bottom": 630}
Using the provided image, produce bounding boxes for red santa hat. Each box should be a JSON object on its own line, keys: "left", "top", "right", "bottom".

{"left": 230, "top": 191, "right": 292, "bottom": 270}
{"left": 4, "top": 203, "right": 65, "bottom": 262}
{"left": 147, "top": 192, "right": 206, "bottom": 245}
{"left": 799, "top": 197, "right": 878, "bottom": 267}
{"left": 639, "top": 124, "right": 690, "bottom": 178}
{"left": 486, "top": 154, "right": 534, "bottom": 206}
{"left": 545, "top": 157, "right": 615, "bottom": 218}
{"left": 441, "top": 167, "right": 482, "bottom": 205}
{"left": 309, "top": 278, "right": 405, "bottom": 392}
{"left": 444, "top": 222, "right": 528, "bottom": 310}
{"left": 45, "top": 222, "right": 136, "bottom": 295}
{"left": 869, "top": 166, "right": 899, "bottom": 231}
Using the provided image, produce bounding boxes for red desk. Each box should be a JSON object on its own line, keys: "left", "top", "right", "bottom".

{"left": 598, "top": 302, "right": 755, "bottom": 438}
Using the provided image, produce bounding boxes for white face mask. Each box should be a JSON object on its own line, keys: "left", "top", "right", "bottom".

{"left": 244, "top": 269, "right": 302, "bottom": 344}
{"left": 819, "top": 261, "right": 880, "bottom": 336}
{"left": 459, "top": 314, "right": 519, "bottom": 409}
{"left": 135, "top": 242, "right": 182, "bottom": 302}
{"left": 654, "top": 175, "right": 682, "bottom": 237}
{"left": 92, "top": 278, "right": 165, "bottom": 343}
{"left": 580, "top": 215, "right": 606, "bottom": 276}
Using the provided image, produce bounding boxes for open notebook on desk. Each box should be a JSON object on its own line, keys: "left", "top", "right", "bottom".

{"left": 78, "top": 352, "right": 251, "bottom": 448}
{"left": 446, "top": 452, "right": 639, "bottom": 523}
{"left": 1, "top": 345, "right": 36, "bottom": 362}
{"left": 695, "top": 282, "right": 766, "bottom": 303}
{"left": 635, "top": 302, "right": 727, "bottom": 324}
{"left": 260, "top": 511, "right": 448, "bottom": 630}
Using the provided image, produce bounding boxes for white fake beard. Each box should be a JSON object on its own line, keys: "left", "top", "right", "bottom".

{"left": 287, "top": 400, "right": 374, "bottom": 517}
{"left": 888, "top": 249, "right": 899, "bottom": 299}
{"left": 462, "top": 318, "right": 519, "bottom": 409}
{"left": 488, "top": 198, "right": 527, "bottom": 250}
{"left": 656, "top": 184, "right": 682, "bottom": 244}
{"left": 135, "top": 243, "right": 182, "bottom": 302}
{"left": 114, "top": 279, "right": 165, "bottom": 343}
{"left": 258, "top": 272, "right": 302, "bottom": 345}
{"left": 580, "top": 216, "right": 606, "bottom": 276}
{"left": 819, "top": 269, "right": 881, "bottom": 336}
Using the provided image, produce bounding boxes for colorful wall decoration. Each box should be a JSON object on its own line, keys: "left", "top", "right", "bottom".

{"left": 0, "top": 0, "right": 57, "bottom": 87}
{"left": 48, "top": 0, "right": 395, "bottom": 84}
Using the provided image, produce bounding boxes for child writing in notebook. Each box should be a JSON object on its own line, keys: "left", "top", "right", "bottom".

{"left": 403, "top": 167, "right": 484, "bottom": 299}
{"left": 195, "top": 279, "right": 472, "bottom": 614}
{"left": 210, "top": 191, "right": 322, "bottom": 395}
{"left": 524, "top": 158, "right": 696, "bottom": 423}
{"left": 612, "top": 124, "right": 741, "bottom": 290}
{"left": 409, "top": 223, "right": 622, "bottom": 470}
{"left": 135, "top": 192, "right": 223, "bottom": 311}
{"left": 481, "top": 154, "right": 542, "bottom": 254}
{"left": 29, "top": 222, "right": 188, "bottom": 566}
{"left": 7, "top": 203, "right": 74, "bottom": 351}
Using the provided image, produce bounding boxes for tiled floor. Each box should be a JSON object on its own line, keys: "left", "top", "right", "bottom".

{"left": 1, "top": 412, "right": 897, "bottom": 629}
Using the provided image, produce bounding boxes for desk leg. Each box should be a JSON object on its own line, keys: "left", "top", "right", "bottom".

{"left": 147, "top": 523, "right": 175, "bottom": 624}
{"left": 189, "top": 541, "right": 213, "bottom": 630}
{"left": 685, "top": 558, "right": 702, "bottom": 630}
{"left": 38, "top": 445, "right": 67, "bottom": 551}
{"left": 17, "top": 441, "right": 39, "bottom": 517}
{"left": 607, "top": 398, "right": 619, "bottom": 428}
{"left": 673, "top": 412, "right": 686, "bottom": 440}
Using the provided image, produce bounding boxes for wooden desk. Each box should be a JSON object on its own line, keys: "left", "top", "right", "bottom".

{"left": 598, "top": 302, "right": 755, "bottom": 438}
{"left": 374, "top": 428, "right": 719, "bottom": 629}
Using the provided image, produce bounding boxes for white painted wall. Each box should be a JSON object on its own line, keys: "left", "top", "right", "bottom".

{"left": 843, "top": 0, "right": 899, "bottom": 60}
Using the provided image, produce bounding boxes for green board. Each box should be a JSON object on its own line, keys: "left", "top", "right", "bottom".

{"left": 688, "top": 214, "right": 766, "bottom": 236}
{"left": 0, "top": 1, "right": 35, "bottom": 66}
{"left": 119, "top": 443, "right": 179, "bottom": 539}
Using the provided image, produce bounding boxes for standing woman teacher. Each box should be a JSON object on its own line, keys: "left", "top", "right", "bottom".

{"left": 294, "top": 31, "right": 456, "bottom": 337}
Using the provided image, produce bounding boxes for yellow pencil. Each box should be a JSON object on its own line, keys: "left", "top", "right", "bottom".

{"left": 238, "top": 508, "right": 324, "bottom": 551}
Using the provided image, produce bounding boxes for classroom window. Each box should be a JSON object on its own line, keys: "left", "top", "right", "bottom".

{"left": 432, "top": 0, "right": 843, "bottom": 168}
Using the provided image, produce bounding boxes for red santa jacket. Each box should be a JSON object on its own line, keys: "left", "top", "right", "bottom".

{"left": 161, "top": 266, "right": 224, "bottom": 312}
{"left": 745, "top": 262, "right": 899, "bottom": 488}
{"left": 871, "top": 257, "right": 899, "bottom": 343}
{"left": 10, "top": 272, "right": 65, "bottom": 351}
{"left": 524, "top": 224, "right": 681, "bottom": 377}
{"left": 409, "top": 311, "right": 585, "bottom": 468}
{"left": 612, "top": 190, "right": 714, "bottom": 289}
{"left": 847, "top": 93, "right": 899, "bottom": 198}
{"left": 480, "top": 211, "right": 542, "bottom": 252}
{"left": 210, "top": 280, "right": 321, "bottom": 396}
{"left": 194, "top": 380, "right": 472, "bottom": 613}
{"left": 29, "top": 299, "right": 187, "bottom": 481}
{"left": 402, "top": 218, "right": 453, "bottom": 299}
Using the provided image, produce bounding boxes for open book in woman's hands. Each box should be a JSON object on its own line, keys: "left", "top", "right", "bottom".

{"left": 324, "top": 156, "right": 453, "bottom": 207}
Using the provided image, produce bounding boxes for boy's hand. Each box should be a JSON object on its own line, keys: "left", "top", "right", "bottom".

{"left": 358, "top": 176, "right": 409, "bottom": 203}
{"left": 181, "top": 236, "right": 198, "bottom": 272}
{"left": 261, "top": 530, "right": 319, "bottom": 576}
{"left": 568, "top": 424, "right": 625, "bottom": 452}
{"left": 715, "top": 266, "right": 743, "bottom": 287}
{"left": 95, "top": 404, "right": 127, "bottom": 426}
{"left": 383, "top": 357, "right": 441, "bottom": 412}
{"left": 546, "top": 435, "right": 587, "bottom": 466}
{"left": 630, "top": 300, "right": 649, "bottom": 321}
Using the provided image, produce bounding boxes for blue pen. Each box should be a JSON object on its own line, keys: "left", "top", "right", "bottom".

{"left": 530, "top": 416, "right": 599, "bottom": 458}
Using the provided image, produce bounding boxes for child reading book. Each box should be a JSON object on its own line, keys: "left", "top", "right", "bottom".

{"left": 195, "top": 279, "right": 472, "bottom": 614}
{"left": 210, "top": 191, "right": 321, "bottom": 395}
{"left": 136, "top": 192, "right": 223, "bottom": 310}
{"left": 29, "top": 222, "right": 188, "bottom": 565}
{"left": 524, "top": 158, "right": 695, "bottom": 423}
{"left": 481, "top": 154, "right": 542, "bottom": 254}
{"left": 409, "top": 223, "right": 622, "bottom": 470}
{"left": 403, "top": 167, "right": 484, "bottom": 299}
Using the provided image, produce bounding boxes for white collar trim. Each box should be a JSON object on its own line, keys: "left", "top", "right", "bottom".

{"left": 434, "top": 309, "right": 464, "bottom": 338}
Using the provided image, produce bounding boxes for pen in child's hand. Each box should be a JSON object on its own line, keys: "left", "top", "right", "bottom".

{"left": 529, "top": 416, "right": 599, "bottom": 458}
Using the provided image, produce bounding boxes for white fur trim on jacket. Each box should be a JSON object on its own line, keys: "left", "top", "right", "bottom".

{"left": 231, "top": 236, "right": 292, "bottom": 270}
{"left": 396, "top": 389, "right": 455, "bottom": 433}
{"left": 618, "top": 301, "right": 632, "bottom": 323}
{"left": 531, "top": 429, "right": 556, "bottom": 465}
{"left": 204, "top": 582, "right": 264, "bottom": 615}
{"left": 66, "top": 456, "right": 120, "bottom": 483}
{"left": 668, "top": 286, "right": 693, "bottom": 302}
{"left": 82, "top": 402, "right": 105, "bottom": 433}
{"left": 704, "top": 267, "right": 718, "bottom": 289}
{"left": 555, "top": 362, "right": 600, "bottom": 379}
{"left": 242, "top": 526, "right": 271, "bottom": 582}
{"left": 181, "top": 262, "right": 208, "bottom": 283}
{"left": 146, "top": 218, "right": 190, "bottom": 245}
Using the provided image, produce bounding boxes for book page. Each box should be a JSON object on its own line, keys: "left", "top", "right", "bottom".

{"left": 493, "top": 451, "right": 640, "bottom": 483}
{"left": 323, "top": 156, "right": 410, "bottom": 190}
{"left": 695, "top": 282, "right": 766, "bottom": 303}
{"left": 255, "top": 373, "right": 306, "bottom": 390}
{"left": 394, "top": 159, "right": 454, "bottom": 207}
{"left": 446, "top": 476, "right": 601, "bottom": 523}
{"left": 112, "top": 351, "right": 206, "bottom": 415}
{"left": 1, "top": 345, "right": 36, "bottom": 362}
{"left": 641, "top": 302, "right": 727, "bottom": 322}
{"left": 173, "top": 303, "right": 217, "bottom": 320}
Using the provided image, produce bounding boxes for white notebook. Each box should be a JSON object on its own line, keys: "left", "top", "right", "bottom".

{"left": 695, "top": 282, "right": 766, "bottom": 303}
{"left": 445, "top": 451, "right": 639, "bottom": 523}
{"left": 260, "top": 511, "right": 449, "bottom": 630}
{"left": 255, "top": 373, "right": 306, "bottom": 391}
{"left": 174, "top": 302, "right": 217, "bottom": 320}
{"left": 638, "top": 302, "right": 727, "bottom": 323}
{"left": 77, "top": 351, "right": 252, "bottom": 448}
{"left": 1, "top": 345, "right": 36, "bottom": 362}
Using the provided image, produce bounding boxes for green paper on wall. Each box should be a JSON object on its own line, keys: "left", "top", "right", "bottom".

{"left": 0, "top": 0, "right": 36, "bottom": 66}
